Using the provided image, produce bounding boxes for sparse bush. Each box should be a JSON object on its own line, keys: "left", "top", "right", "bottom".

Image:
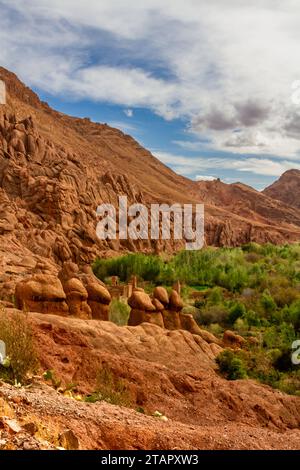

{"left": 207, "top": 287, "right": 224, "bottom": 305}
{"left": 273, "top": 287, "right": 300, "bottom": 308}
{"left": 85, "top": 366, "right": 132, "bottom": 407}
{"left": 109, "top": 299, "right": 130, "bottom": 326}
{"left": 242, "top": 309, "right": 261, "bottom": 327}
{"left": 0, "top": 308, "right": 39, "bottom": 384}
{"left": 260, "top": 290, "right": 276, "bottom": 314}
{"left": 228, "top": 302, "right": 246, "bottom": 325}
{"left": 195, "top": 305, "right": 229, "bottom": 326}
{"left": 216, "top": 350, "right": 248, "bottom": 380}
{"left": 207, "top": 323, "right": 223, "bottom": 336}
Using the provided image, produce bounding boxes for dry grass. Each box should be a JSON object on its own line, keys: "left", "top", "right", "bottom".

{"left": 0, "top": 307, "right": 39, "bottom": 384}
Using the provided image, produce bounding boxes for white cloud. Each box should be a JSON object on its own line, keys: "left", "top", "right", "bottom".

{"left": 107, "top": 121, "right": 138, "bottom": 134}
{"left": 124, "top": 109, "right": 133, "bottom": 117}
{"left": 154, "top": 151, "right": 300, "bottom": 177}
{"left": 1, "top": 1, "right": 300, "bottom": 158}
{"left": 196, "top": 175, "right": 217, "bottom": 182}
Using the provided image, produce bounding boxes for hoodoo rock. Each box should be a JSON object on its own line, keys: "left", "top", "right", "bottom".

{"left": 128, "top": 283, "right": 186, "bottom": 331}
{"left": 79, "top": 275, "right": 111, "bottom": 321}
{"left": 151, "top": 298, "right": 164, "bottom": 311}
{"left": 153, "top": 286, "right": 169, "bottom": 306}
{"left": 161, "top": 289, "right": 183, "bottom": 330}
{"left": 128, "top": 283, "right": 225, "bottom": 341}
{"left": 128, "top": 291, "right": 155, "bottom": 311}
{"left": 15, "top": 274, "right": 68, "bottom": 316}
{"left": 15, "top": 262, "right": 111, "bottom": 320}
{"left": 62, "top": 278, "right": 92, "bottom": 319}
{"left": 128, "top": 290, "right": 165, "bottom": 327}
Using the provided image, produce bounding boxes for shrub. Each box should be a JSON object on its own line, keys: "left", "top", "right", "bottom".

{"left": 260, "top": 290, "right": 276, "bottom": 314}
{"left": 273, "top": 287, "right": 300, "bottom": 308}
{"left": 233, "top": 318, "right": 248, "bottom": 335}
{"left": 242, "top": 309, "right": 261, "bottom": 327}
{"left": 208, "top": 323, "right": 223, "bottom": 336}
{"left": 228, "top": 302, "right": 246, "bottom": 325}
{"left": 85, "top": 366, "right": 132, "bottom": 407}
{"left": 216, "top": 350, "right": 248, "bottom": 380}
{"left": 109, "top": 299, "right": 130, "bottom": 326}
{"left": 263, "top": 323, "right": 296, "bottom": 350}
{"left": 93, "top": 254, "right": 164, "bottom": 283}
{"left": 283, "top": 300, "right": 300, "bottom": 330}
{"left": 0, "top": 308, "right": 39, "bottom": 384}
{"left": 207, "top": 287, "right": 224, "bottom": 305}
{"left": 195, "top": 305, "right": 229, "bottom": 326}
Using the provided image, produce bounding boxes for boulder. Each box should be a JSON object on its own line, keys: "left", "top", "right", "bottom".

{"left": 153, "top": 287, "right": 169, "bottom": 306}
{"left": 162, "top": 310, "right": 181, "bottom": 330}
{"left": 179, "top": 313, "right": 202, "bottom": 335}
{"left": 62, "top": 278, "right": 92, "bottom": 319}
{"left": 58, "top": 261, "right": 79, "bottom": 283}
{"left": 152, "top": 298, "right": 164, "bottom": 311}
{"left": 169, "top": 290, "right": 184, "bottom": 311}
{"left": 223, "top": 330, "right": 246, "bottom": 349}
{"left": 79, "top": 273, "right": 111, "bottom": 320}
{"left": 128, "top": 309, "right": 164, "bottom": 328}
{"left": 128, "top": 291, "right": 155, "bottom": 311}
{"left": 15, "top": 274, "right": 68, "bottom": 315}
{"left": 87, "top": 301, "right": 109, "bottom": 321}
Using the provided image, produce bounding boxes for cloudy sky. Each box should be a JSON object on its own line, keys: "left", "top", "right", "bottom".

{"left": 1, "top": 0, "right": 300, "bottom": 189}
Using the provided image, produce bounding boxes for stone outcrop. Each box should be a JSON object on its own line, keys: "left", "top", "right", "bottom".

{"left": 15, "top": 274, "right": 69, "bottom": 316}
{"left": 15, "top": 261, "right": 111, "bottom": 320}
{"left": 128, "top": 289, "right": 164, "bottom": 328}
{"left": 223, "top": 330, "right": 246, "bottom": 349}
{"left": 128, "top": 282, "right": 219, "bottom": 339}
{"left": 62, "top": 278, "right": 91, "bottom": 319}
{"left": 263, "top": 169, "right": 300, "bottom": 209}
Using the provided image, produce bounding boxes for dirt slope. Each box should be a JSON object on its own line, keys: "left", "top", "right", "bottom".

{"left": 1, "top": 310, "right": 299, "bottom": 450}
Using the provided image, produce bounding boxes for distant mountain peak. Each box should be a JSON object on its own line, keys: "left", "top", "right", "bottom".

{"left": 263, "top": 169, "right": 300, "bottom": 209}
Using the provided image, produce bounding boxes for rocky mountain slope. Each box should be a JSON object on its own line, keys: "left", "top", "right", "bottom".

{"left": 1, "top": 66, "right": 300, "bottom": 287}
{"left": 263, "top": 169, "right": 300, "bottom": 209}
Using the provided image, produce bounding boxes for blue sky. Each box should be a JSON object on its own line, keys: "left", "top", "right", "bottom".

{"left": 1, "top": 1, "right": 300, "bottom": 190}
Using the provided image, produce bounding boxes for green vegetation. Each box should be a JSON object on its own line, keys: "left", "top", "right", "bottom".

{"left": 0, "top": 308, "right": 39, "bottom": 384}
{"left": 85, "top": 366, "right": 132, "bottom": 407}
{"left": 109, "top": 299, "right": 131, "bottom": 326}
{"left": 216, "top": 350, "right": 248, "bottom": 380}
{"left": 93, "top": 243, "right": 300, "bottom": 395}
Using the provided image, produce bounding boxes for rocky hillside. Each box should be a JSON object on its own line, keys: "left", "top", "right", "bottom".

{"left": 263, "top": 169, "right": 300, "bottom": 209}
{"left": 196, "top": 178, "right": 300, "bottom": 230}
{"left": 1, "top": 66, "right": 300, "bottom": 282}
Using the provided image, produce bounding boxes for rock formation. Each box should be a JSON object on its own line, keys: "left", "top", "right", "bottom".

{"left": 128, "top": 282, "right": 215, "bottom": 339}
{"left": 128, "top": 289, "right": 164, "bottom": 328}
{"left": 223, "top": 330, "right": 246, "bottom": 349}
{"left": 15, "top": 274, "right": 69, "bottom": 316}
{"left": 15, "top": 261, "right": 111, "bottom": 320}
